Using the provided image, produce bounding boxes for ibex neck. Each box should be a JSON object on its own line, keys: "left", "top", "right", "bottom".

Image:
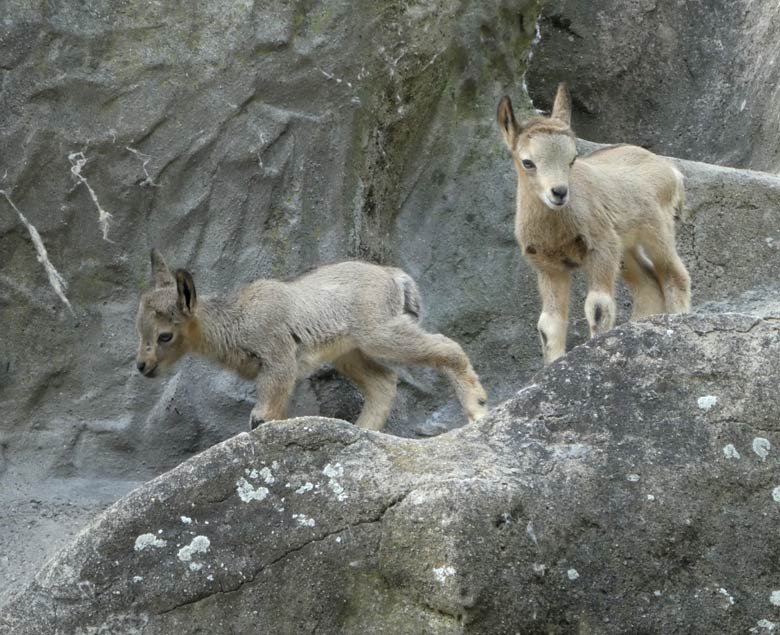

{"left": 189, "top": 295, "right": 243, "bottom": 365}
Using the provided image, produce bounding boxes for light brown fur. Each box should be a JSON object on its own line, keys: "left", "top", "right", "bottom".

{"left": 497, "top": 83, "right": 691, "bottom": 364}
{"left": 136, "top": 250, "right": 488, "bottom": 430}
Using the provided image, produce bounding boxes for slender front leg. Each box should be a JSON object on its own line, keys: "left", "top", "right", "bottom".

{"left": 536, "top": 268, "right": 572, "bottom": 365}
{"left": 249, "top": 361, "right": 298, "bottom": 430}
{"left": 584, "top": 247, "right": 620, "bottom": 338}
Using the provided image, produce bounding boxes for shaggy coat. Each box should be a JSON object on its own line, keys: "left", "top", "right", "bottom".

{"left": 497, "top": 84, "right": 690, "bottom": 364}
{"left": 136, "top": 251, "right": 488, "bottom": 430}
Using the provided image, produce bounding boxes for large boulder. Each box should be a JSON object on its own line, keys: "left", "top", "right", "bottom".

{"left": 2, "top": 312, "right": 780, "bottom": 634}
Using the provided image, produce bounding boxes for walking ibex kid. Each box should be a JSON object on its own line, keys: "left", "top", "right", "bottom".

{"left": 136, "top": 250, "right": 488, "bottom": 430}
{"left": 497, "top": 83, "right": 691, "bottom": 364}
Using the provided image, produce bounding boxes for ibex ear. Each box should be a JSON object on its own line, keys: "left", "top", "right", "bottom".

{"left": 175, "top": 269, "right": 197, "bottom": 316}
{"left": 551, "top": 83, "right": 572, "bottom": 126}
{"left": 150, "top": 248, "right": 175, "bottom": 288}
{"left": 497, "top": 95, "right": 520, "bottom": 150}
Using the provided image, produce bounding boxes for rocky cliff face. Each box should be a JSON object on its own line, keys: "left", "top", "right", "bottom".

{"left": 0, "top": 0, "right": 545, "bottom": 599}
{"left": 1, "top": 0, "right": 780, "bottom": 625}
{"left": 0, "top": 0, "right": 541, "bottom": 482}
{"left": 3, "top": 314, "right": 780, "bottom": 634}
{"left": 528, "top": 0, "right": 780, "bottom": 173}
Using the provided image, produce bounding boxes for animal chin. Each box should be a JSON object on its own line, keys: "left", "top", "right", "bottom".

{"left": 542, "top": 195, "right": 567, "bottom": 210}
{"left": 143, "top": 365, "right": 159, "bottom": 378}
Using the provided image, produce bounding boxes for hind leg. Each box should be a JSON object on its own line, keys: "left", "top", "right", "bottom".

{"left": 333, "top": 350, "right": 397, "bottom": 431}
{"left": 622, "top": 246, "right": 665, "bottom": 319}
{"left": 642, "top": 229, "right": 691, "bottom": 313}
{"left": 356, "top": 317, "right": 488, "bottom": 423}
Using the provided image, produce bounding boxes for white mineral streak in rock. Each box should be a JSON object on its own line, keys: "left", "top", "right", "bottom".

{"left": 0, "top": 189, "right": 73, "bottom": 311}
{"left": 68, "top": 151, "right": 113, "bottom": 241}
{"left": 773, "top": 487, "right": 780, "bottom": 503}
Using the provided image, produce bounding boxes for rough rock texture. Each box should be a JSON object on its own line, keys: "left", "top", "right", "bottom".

{"left": 3, "top": 0, "right": 780, "bottom": 611}
{"left": 3, "top": 313, "right": 780, "bottom": 634}
{"left": 528, "top": 0, "right": 780, "bottom": 173}
{"left": 0, "top": 0, "right": 541, "bottom": 465}
{"left": 0, "top": 0, "right": 542, "bottom": 597}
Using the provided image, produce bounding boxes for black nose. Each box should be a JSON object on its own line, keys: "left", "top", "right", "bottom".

{"left": 551, "top": 186, "right": 568, "bottom": 200}
{"left": 136, "top": 361, "right": 146, "bottom": 374}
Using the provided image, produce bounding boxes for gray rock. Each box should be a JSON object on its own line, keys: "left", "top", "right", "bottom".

{"left": 527, "top": 0, "right": 780, "bottom": 173}
{"left": 0, "top": 0, "right": 542, "bottom": 597}
{"left": 2, "top": 313, "right": 780, "bottom": 633}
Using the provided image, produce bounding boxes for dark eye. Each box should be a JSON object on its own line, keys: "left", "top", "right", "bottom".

{"left": 158, "top": 332, "right": 173, "bottom": 343}
{"left": 521, "top": 159, "right": 536, "bottom": 170}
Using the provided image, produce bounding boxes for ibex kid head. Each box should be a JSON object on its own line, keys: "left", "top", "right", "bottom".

{"left": 497, "top": 83, "right": 577, "bottom": 210}
{"left": 135, "top": 249, "right": 198, "bottom": 378}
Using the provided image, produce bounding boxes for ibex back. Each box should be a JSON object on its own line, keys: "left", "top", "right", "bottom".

{"left": 497, "top": 83, "right": 691, "bottom": 364}
{"left": 136, "top": 250, "right": 488, "bottom": 430}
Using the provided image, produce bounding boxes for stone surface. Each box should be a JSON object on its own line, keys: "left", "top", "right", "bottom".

{"left": 2, "top": 0, "right": 780, "bottom": 613}
{"left": 2, "top": 313, "right": 780, "bottom": 634}
{"left": 527, "top": 0, "right": 780, "bottom": 173}
{"left": 0, "top": 0, "right": 542, "bottom": 598}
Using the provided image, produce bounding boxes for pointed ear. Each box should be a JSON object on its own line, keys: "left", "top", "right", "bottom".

{"left": 497, "top": 95, "right": 520, "bottom": 150}
{"left": 150, "top": 248, "right": 175, "bottom": 288}
{"left": 175, "top": 269, "right": 197, "bottom": 316}
{"left": 551, "top": 83, "right": 572, "bottom": 126}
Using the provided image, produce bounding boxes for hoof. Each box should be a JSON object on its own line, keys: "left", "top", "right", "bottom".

{"left": 249, "top": 416, "right": 265, "bottom": 431}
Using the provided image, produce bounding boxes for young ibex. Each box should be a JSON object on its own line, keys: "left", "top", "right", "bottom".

{"left": 135, "top": 250, "right": 488, "bottom": 430}
{"left": 497, "top": 83, "right": 691, "bottom": 364}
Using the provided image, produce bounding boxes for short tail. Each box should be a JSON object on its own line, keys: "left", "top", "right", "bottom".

{"left": 394, "top": 271, "right": 423, "bottom": 321}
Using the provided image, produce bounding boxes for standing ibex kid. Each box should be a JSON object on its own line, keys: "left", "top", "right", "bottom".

{"left": 136, "top": 250, "right": 488, "bottom": 430}
{"left": 497, "top": 83, "right": 691, "bottom": 364}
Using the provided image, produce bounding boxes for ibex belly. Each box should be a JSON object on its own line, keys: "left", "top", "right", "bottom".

{"left": 297, "top": 337, "right": 356, "bottom": 377}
